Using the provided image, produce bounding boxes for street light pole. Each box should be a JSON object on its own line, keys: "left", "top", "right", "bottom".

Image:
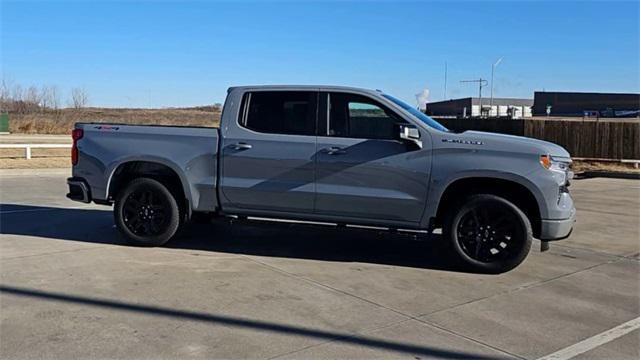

{"left": 490, "top": 57, "right": 503, "bottom": 113}
{"left": 443, "top": 61, "right": 448, "bottom": 100}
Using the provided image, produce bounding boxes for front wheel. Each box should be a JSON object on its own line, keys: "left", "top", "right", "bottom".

{"left": 443, "top": 194, "right": 532, "bottom": 273}
{"left": 114, "top": 178, "right": 181, "bottom": 246}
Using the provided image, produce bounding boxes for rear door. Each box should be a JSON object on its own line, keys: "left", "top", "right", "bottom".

{"left": 314, "top": 92, "right": 430, "bottom": 224}
{"left": 220, "top": 90, "right": 318, "bottom": 214}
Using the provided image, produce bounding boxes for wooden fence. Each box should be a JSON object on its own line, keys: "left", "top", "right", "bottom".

{"left": 437, "top": 118, "right": 640, "bottom": 160}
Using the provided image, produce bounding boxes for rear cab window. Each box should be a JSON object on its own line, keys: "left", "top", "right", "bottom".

{"left": 239, "top": 91, "right": 317, "bottom": 136}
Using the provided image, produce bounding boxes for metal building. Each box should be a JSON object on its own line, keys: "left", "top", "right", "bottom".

{"left": 532, "top": 91, "right": 640, "bottom": 117}
{"left": 426, "top": 97, "right": 533, "bottom": 118}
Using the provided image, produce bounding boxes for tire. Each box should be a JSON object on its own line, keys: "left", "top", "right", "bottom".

{"left": 114, "top": 178, "right": 181, "bottom": 247}
{"left": 443, "top": 194, "right": 532, "bottom": 273}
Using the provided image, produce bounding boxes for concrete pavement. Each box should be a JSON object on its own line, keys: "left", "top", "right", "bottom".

{"left": 1, "top": 171, "right": 638, "bottom": 359}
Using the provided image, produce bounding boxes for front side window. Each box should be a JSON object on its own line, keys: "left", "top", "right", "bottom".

{"left": 382, "top": 94, "right": 448, "bottom": 132}
{"left": 242, "top": 91, "right": 316, "bottom": 135}
{"left": 328, "top": 93, "right": 402, "bottom": 140}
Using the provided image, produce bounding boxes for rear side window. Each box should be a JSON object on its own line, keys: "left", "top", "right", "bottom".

{"left": 241, "top": 91, "right": 316, "bottom": 136}
{"left": 328, "top": 92, "right": 403, "bottom": 140}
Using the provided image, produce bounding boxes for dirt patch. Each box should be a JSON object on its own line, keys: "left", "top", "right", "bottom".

{"left": 572, "top": 160, "right": 640, "bottom": 173}
{"left": 0, "top": 148, "right": 69, "bottom": 158}
{"left": 0, "top": 147, "right": 70, "bottom": 168}
{"left": 0, "top": 157, "right": 70, "bottom": 169}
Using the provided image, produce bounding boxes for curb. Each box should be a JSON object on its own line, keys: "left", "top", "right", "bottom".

{"left": 575, "top": 171, "right": 640, "bottom": 180}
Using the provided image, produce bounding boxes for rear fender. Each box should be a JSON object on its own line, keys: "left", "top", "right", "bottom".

{"left": 106, "top": 155, "right": 193, "bottom": 213}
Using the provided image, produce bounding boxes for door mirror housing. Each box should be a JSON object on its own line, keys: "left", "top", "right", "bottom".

{"left": 398, "top": 124, "right": 422, "bottom": 149}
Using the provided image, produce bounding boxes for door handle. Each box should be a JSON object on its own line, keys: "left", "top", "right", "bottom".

{"left": 324, "top": 146, "right": 346, "bottom": 155}
{"left": 231, "top": 142, "right": 252, "bottom": 150}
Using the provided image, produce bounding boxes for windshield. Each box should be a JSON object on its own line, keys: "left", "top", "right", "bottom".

{"left": 382, "top": 94, "right": 448, "bottom": 132}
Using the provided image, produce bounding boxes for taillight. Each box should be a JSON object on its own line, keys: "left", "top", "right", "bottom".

{"left": 71, "top": 128, "right": 83, "bottom": 165}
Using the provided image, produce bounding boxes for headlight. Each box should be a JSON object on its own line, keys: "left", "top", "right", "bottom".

{"left": 540, "top": 155, "right": 572, "bottom": 185}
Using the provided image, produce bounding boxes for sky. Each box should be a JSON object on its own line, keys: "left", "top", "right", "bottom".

{"left": 1, "top": 0, "right": 638, "bottom": 108}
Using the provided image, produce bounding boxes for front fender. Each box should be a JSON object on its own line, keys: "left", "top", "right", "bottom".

{"left": 421, "top": 169, "right": 549, "bottom": 227}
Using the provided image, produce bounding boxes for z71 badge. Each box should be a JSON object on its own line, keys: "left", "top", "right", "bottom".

{"left": 94, "top": 125, "right": 120, "bottom": 131}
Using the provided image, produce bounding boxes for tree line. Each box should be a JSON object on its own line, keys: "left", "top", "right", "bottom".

{"left": 0, "top": 79, "right": 89, "bottom": 113}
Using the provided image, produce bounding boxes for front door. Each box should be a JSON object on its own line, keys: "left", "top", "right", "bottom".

{"left": 314, "top": 92, "right": 430, "bottom": 224}
{"left": 220, "top": 90, "right": 318, "bottom": 214}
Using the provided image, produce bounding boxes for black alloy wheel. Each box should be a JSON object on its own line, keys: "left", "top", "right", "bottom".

{"left": 122, "top": 188, "right": 169, "bottom": 236}
{"left": 114, "top": 178, "right": 180, "bottom": 246}
{"left": 445, "top": 194, "right": 532, "bottom": 273}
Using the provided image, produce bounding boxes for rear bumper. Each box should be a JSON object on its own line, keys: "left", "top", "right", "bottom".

{"left": 539, "top": 207, "right": 576, "bottom": 240}
{"left": 66, "top": 177, "right": 91, "bottom": 203}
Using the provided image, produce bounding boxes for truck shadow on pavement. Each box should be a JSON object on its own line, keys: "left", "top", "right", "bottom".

{"left": 2, "top": 204, "right": 504, "bottom": 358}
{"left": 1, "top": 203, "right": 466, "bottom": 273}
{"left": 0, "top": 284, "right": 504, "bottom": 359}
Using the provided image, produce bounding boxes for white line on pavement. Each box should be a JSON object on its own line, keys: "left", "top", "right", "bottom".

{"left": 537, "top": 317, "right": 640, "bottom": 360}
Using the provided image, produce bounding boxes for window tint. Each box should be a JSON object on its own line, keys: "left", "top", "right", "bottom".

{"left": 382, "top": 94, "right": 448, "bottom": 132}
{"left": 328, "top": 93, "right": 402, "bottom": 140}
{"left": 242, "top": 91, "right": 316, "bottom": 135}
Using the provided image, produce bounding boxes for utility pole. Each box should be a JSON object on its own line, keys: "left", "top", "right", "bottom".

{"left": 461, "top": 78, "right": 488, "bottom": 117}
{"left": 490, "top": 57, "right": 503, "bottom": 109}
{"left": 443, "top": 62, "right": 448, "bottom": 100}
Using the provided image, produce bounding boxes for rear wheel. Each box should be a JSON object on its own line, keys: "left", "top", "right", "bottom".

{"left": 114, "top": 178, "right": 181, "bottom": 246}
{"left": 444, "top": 194, "right": 532, "bottom": 273}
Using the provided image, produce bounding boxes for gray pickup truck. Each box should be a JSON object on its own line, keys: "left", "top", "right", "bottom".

{"left": 67, "top": 85, "right": 575, "bottom": 273}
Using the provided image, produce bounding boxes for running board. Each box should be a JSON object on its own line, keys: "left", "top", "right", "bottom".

{"left": 224, "top": 214, "right": 430, "bottom": 235}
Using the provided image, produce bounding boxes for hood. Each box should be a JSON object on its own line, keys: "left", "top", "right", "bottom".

{"left": 456, "top": 131, "right": 571, "bottom": 158}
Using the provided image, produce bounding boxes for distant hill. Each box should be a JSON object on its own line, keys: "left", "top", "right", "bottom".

{"left": 7, "top": 106, "right": 221, "bottom": 134}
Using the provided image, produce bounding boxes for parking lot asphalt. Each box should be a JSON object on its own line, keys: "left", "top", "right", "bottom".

{"left": 1, "top": 169, "right": 638, "bottom": 359}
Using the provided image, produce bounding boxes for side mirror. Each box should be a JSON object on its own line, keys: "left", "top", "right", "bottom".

{"left": 399, "top": 124, "right": 422, "bottom": 149}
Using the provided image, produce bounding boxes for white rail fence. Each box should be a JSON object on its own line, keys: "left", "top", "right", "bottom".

{"left": 0, "top": 144, "right": 71, "bottom": 159}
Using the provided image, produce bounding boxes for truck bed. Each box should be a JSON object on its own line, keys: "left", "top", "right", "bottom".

{"left": 74, "top": 122, "right": 220, "bottom": 212}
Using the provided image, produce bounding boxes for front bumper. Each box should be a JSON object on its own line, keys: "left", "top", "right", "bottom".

{"left": 540, "top": 207, "right": 576, "bottom": 240}
{"left": 66, "top": 177, "right": 91, "bottom": 203}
